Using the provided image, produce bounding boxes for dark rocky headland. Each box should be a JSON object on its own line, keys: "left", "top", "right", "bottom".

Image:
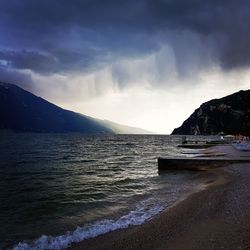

{"left": 172, "top": 89, "right": 250, "bottom": 135}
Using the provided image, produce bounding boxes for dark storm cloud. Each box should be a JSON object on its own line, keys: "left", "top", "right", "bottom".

{"left": 0, "top": 66, "right": 34, "bottom": 90}
{"left": 0, "top": 49, "right": 106, "bottom": 74}
{"left": 0, "top": 0, "right": 249, "bottom": 77}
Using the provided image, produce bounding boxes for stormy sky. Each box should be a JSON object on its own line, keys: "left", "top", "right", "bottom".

{"left": 0, "top": 0, "right": 250, "bottom": 133}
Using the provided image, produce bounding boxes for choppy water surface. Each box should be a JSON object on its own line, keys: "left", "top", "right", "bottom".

{"left": 0, "top": 134, "right": 208, "bottom": 249}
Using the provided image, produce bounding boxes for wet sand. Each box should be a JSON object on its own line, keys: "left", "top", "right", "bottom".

{"left": 69, "top": 145, "right": 250, "bottom": 250}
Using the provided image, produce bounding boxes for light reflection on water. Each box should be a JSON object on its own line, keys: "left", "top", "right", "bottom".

{"left": 0, "top": 133, "right": 211, "bottom": 248}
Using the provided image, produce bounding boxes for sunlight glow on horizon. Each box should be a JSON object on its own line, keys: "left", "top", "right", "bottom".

{"left": 46, "top": 67, "right": 250, "bottom": 134}
{"left": 16, "top": 49, "right": 250, "bottom": 135}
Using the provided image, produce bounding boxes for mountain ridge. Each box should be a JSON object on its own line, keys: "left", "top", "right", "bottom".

{"left": 0, "top": 82, "right": 113, "bottom": 133}
{"left": 171, "top": 89, "right": 250, "bottom": 136}
{"left": 96, "top": 119, "right": 154, "bottom": 134}
{"left": 0, "top": 82, "right": 150, "bottom": 134}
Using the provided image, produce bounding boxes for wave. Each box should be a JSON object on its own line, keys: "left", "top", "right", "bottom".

{"left": 13, "top": 198, "right": 165, "bottom": 250}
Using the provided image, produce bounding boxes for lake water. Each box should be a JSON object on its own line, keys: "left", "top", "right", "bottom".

{"left": 0, "top": 134, "right": 210, "bottom": 249}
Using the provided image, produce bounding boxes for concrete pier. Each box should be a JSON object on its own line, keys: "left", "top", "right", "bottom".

{"left": 158, "top": 156, "right": 250, "bottom": 171}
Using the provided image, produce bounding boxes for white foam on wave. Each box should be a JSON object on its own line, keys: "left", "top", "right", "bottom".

{"left": 13, "top": 199, "right": 165, "bottom": 250}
